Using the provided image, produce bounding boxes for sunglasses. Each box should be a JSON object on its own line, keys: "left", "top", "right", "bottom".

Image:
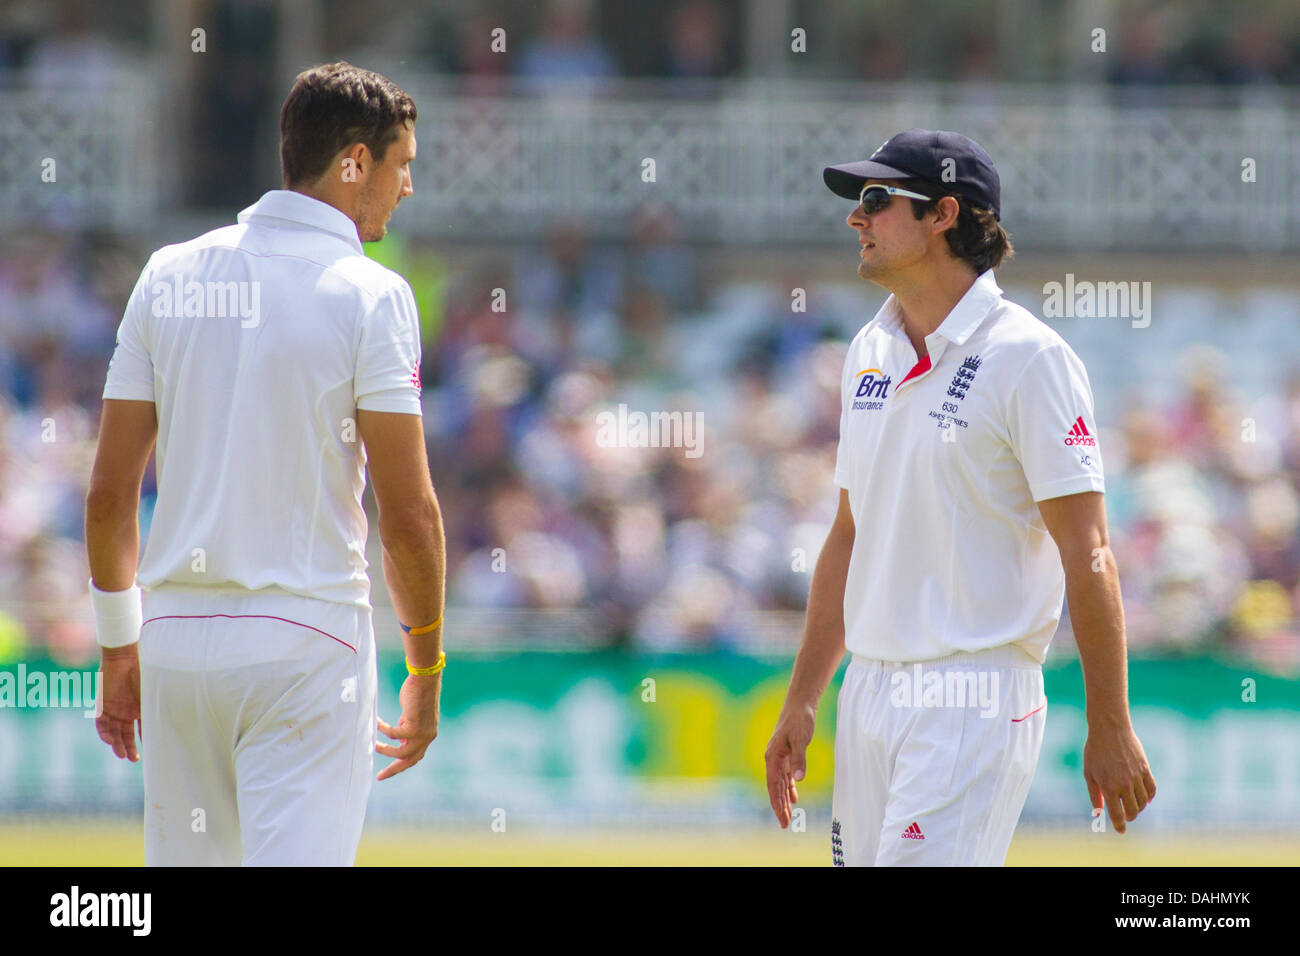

{"left": 857, "top": 183, "right": 933, "bottom": 214}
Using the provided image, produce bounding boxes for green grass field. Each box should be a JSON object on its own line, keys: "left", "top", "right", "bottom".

{"left": 2, "top": 820, "right": 1296, "bottom": 866}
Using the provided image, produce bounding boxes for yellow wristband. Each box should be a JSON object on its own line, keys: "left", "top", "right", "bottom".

{"left": 402, "top": 615, "right": 443, "bottom": 637}
{"left": 406, "top": 651, "right": 445, "bottom": 677}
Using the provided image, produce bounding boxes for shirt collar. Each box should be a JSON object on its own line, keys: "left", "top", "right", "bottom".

{"left": 236, "top": 190, "right": 364, "bottom": 254}
{"left": 934, "top": 269, "right": 1002, "bottom": 345}
{"left": 875, "top": 269, "right": 1002, "bottom": 347}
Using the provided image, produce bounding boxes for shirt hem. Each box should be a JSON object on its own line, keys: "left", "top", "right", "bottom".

{"left": 141, "top": 582, "right": 370, "bottom": 614}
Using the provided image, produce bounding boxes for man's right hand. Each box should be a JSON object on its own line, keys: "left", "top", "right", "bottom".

{"left": 375, "top": 672, "right": 441, "bottom": 781}
{"left": 764, "top": 704, "right": 817, "bottom": 828}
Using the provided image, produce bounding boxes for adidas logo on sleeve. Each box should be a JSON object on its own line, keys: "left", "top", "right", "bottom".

{"left": 1063, "top": 415, "right": 1096, "bottom": 446}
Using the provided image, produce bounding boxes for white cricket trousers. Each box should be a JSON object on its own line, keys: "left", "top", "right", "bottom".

{"left": 138, "top": 588, "right": 377, "bottom": 866}
{"left": 831, "top": 644, "right": 1047, "bottom": 867}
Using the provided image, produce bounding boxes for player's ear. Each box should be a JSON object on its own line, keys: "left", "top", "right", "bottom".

{"left": 337, "top": 142, "right": 368, "bottom": 185}
{"left": 932, "top": 195, "right": 961, "bottom": 233}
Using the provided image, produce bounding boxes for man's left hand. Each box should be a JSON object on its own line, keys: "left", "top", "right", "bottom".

{"left": 1084, "top": 720, "right": 1156, "bottom": 833}
{"left": 96, "top": 644, "right": 142, "bottom": 762}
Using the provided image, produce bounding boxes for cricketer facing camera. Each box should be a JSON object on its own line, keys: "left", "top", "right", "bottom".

{"left": 85, "top": 62, "right": 447, "bottom": 866}
{"left": 764, "top": 129, "right": 1157, "bottom": 866}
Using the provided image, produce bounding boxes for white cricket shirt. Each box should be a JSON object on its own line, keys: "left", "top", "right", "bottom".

{"left": 834, "top": 269, "right": 1104, "bottom": 664}
{"left": 103, "top": 190, "right": 422, "bottom": 629}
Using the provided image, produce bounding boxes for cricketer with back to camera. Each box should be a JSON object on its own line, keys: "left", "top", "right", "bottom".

{"left": 85, "top": 61, "right": 446, "bottom": 867}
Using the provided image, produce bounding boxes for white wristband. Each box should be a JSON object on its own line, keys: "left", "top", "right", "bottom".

{"left": 89, "top": 579, "right": 143, "bottom": 648}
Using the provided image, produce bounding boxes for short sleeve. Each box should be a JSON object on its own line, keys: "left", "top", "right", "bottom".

{"left": 1005, "top": 343, "right": 1105, "bottom": 502}
{"left": 833, "top": 346, "right": 854, "bottom": 490}
{"left": 102, "top": 261, "right": 156, "bottom": 402}
{"left": 355, "top": 281, "right": 423, "bottom": 414}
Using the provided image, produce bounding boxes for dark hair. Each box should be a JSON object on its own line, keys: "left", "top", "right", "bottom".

{"left": 279, "top": 61, "right": 417, "bottom": 187}
{"left": 895, "top": 177, "right": 1013, "bottom": 274}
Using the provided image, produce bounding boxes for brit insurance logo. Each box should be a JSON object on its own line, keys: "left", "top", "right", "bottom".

{"left": 851, "top": 368, "right": 892, "bottom": 411}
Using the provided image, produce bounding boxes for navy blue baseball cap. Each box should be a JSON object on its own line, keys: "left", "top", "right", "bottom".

{"left": 824, "top": 129, "right": 1001, "bottom": 220}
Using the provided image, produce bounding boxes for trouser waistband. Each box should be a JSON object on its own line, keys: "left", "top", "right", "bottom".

{"left": 851, "top": 643, "right": 1041, "bottom": 671}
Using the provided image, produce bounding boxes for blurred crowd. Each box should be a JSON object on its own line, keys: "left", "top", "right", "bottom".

{"left": 1, "top": 0, "right": 1298, "bottom": 670}
{"left": 414, "top": 0, "right": 1300, "bottom": 90}
{"left": 0, "top": 229, "right": 137, "bottom": 666}
{"left": 1102, "top": 346, "right": 1300, "bottom": 669}
{"left": 2, "top": 220, "right": 1299, "bottom": 672}
{"left": 4, "top": 1, "right": 1300, "bottom": 90}
{"left": 421, "top": 220, "right": 1300, "bottom": 670}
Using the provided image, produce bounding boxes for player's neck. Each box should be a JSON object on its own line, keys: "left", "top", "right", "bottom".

{"left": 888, "top": 263, "right": 979, "bottom": 361}
{"left": 287, "top": 181, "right": 361, "bottom": 233}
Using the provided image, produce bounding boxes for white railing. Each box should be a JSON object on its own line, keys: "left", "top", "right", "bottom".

{"left": 404, "top": 78, "right": 1300, "bottom": 249}
{"left": 2, "top": 71, "right": 1297, "bottom": 248}
{"left": 0, "top": 67, "right": 161, "bottom": 230}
